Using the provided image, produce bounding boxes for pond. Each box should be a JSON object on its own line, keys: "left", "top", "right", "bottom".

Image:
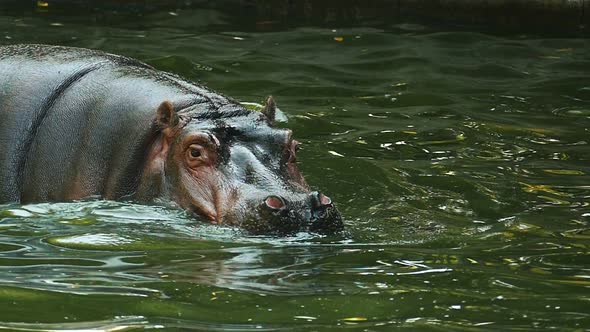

{"left": 0, "top": 4, "right": 589, "bottom": 331}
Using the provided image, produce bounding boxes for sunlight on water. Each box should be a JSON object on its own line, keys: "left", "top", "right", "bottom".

{"left": 0, "top": 5, "right": 589, "bottom": 331}
{"left": 52, "top": 233, "right": 135, "bottom": 246}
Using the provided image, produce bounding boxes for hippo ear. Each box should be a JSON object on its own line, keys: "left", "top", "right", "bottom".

{"left": 261, "top": 96, "right": 276, "bottom": 125}
{"left": 156, "top": 100, "right": 179, "bottom": 129}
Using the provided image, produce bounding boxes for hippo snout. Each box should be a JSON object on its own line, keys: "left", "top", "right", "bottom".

{"left": 245, "top": 192, "right": 343, "bottom": 235}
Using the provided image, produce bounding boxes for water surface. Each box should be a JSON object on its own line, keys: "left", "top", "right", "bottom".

{"left": 0, "top": 6, "right": 589, "bottom": 331}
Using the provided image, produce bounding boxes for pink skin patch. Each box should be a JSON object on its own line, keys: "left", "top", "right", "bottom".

{"left": 211, "top": 134, "right": 221, "bottom": 147}
{"left": 319, "top": 193, "right": 332, "bottom": 206}
{"left": 265, "top": 196, "right": 285, "bottom": 209}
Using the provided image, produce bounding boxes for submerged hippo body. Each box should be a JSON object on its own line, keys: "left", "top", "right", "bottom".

{"left": 0, "top": 44, "right": 342, "bottom": 234}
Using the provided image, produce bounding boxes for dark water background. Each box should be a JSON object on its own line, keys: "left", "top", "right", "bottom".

{"left": 0, "top": 3, "right": 589, "bottom": 331}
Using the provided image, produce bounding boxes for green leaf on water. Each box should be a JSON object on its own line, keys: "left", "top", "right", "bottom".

{"left": 240, "top": 102, "right": 264, "bottom": 111}
{"left": 519, "top": 182, "right": 571, "bottom": 197}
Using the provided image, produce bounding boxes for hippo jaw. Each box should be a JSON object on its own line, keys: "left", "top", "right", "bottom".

{"left": 140, "top": 98, "right": 343, "bottom": 235}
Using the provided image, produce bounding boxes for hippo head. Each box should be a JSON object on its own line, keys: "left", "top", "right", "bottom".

{"left": 141, "top": 97, "right": 343, "bottom": 235}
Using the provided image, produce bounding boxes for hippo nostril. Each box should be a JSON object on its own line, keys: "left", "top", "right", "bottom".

{"left": 310, "top": 191, "right": 332, "bottom": 210}
{"left": 319, "top": 193, "right": 332, "bottom": 206}
{"left": 265, "top": 196, "right": 285, "bottom": 210}
{"left": 307, "top": 191, "right": 343, "bottom": 234}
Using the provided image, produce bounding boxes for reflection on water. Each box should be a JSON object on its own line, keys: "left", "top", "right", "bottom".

{"left": 0, "top": 4, "right": 589, "bottom": 332}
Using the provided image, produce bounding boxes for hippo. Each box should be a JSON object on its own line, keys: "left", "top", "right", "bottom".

{"left": 0, "top": 44, "right": 342, "bottom": 235}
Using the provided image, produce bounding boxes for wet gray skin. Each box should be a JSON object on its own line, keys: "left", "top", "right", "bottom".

{"left": 0, "top": 44, "right": 343, "bottom": 235}
{"left": 150, "top": 100, "right": 344, "bottom": 235}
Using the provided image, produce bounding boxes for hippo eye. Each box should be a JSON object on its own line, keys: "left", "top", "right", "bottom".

{"left": 190, "top": 148, "right": 201, "bottom": 158}
{"left": 187, "top": 144, "right": 207, "bottom": 168}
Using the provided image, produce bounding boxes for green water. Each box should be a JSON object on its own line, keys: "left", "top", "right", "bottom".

{"left": 1, "top": 5, "right": 589, "bottom": 331}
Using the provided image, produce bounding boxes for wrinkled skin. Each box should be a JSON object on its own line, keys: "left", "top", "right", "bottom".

{"left": 138, "top": 100, "right": 343, "bottom": 234}
{"left": 0, "top": 44, "right": 343, "bottom": 235}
